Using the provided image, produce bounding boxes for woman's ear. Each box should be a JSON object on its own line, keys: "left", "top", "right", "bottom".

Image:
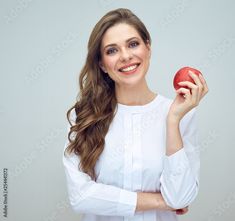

{"left": 148, "top": 47, "right": 151, "bottom": 59}
{"left": 146, "top": 40, "right": 151, "bottom": 58}
{"left": 99, "top": 61, "right": 107, "bottom": 73}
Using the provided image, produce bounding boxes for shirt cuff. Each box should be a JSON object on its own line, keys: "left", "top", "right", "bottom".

{"left": 116, "top": 189, "right": 137, "bottom": 217}
{"left": 163, "top": 148, "right": 190, "bottom": 175}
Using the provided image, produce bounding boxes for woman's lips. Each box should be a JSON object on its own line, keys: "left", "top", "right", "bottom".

{"left": 118, "top": 63, "right": 140, "bottom": 75}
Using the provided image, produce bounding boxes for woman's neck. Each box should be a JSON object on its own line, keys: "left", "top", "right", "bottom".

{"left": 115, "top": 80, "right": 157, "bottom": 106}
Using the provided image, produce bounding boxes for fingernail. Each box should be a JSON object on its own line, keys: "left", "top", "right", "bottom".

{"left": 189, "top": 72, "right": 194, "bottom": 76}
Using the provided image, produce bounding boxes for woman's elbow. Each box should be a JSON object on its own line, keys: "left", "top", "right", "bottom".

{"left": 70, "top": 202, "right": 86, "bottom": 214}
{"left": 68, "top": 193, "right": 89, "bottom": 214}
{"left": 161, "top": 182, "right": 199, "bottom": 209}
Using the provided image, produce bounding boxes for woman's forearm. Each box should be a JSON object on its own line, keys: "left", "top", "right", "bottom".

{"left": 166, "top": 116, "right": 183, "bottom": 156}
{"left": 135, "top": 192, "right": 173, "bottom": 212}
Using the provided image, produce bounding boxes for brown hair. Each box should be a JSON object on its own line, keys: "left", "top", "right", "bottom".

{"left": 64, "top": 8, "right": 151, "bottom": 180}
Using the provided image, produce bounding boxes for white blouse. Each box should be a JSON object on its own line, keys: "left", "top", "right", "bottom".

{"left": 62, "top": 93, "right": 200, "bottom": 221}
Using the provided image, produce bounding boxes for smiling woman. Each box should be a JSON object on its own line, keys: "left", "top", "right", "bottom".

{"left": 99, "top": 23, "right": 151, "bottom": 88}
{"left": 62, "top": 7, "right": 208, "bottom": 221}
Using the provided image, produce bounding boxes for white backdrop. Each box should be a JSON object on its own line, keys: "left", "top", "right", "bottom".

{"left": 0, "top": 0, "right": 234, "bottom": 221}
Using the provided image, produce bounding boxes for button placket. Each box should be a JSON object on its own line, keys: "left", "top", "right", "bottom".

{"left": 132, "top": 113, "right": 143, "bottom": 192}
{"left": 123, "top": 114, "right": 133, "bottom": 191}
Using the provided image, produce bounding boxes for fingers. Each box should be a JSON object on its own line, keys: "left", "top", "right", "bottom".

{"left": 198, "top": 73, "right": 209, "bottom": 98}
{"left": 176, "top": 87, "right": 192, "bottom": 101}
{"left": 175, "top": 206, "right": 189, "bottom": 215}
{"left": 189, "top": 71, "right": 209, "bottom": 100}
{"left": 178, "top": 71, "right": 209, "bottom": 104}
{"left": 177, "top": 80, "right": 200, "bottom": 103}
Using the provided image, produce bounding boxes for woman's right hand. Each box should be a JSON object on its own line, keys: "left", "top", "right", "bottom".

{"left": 175, "top": 206, "right": 188, "bottom": 215}
{"left": 173, "top": 206, "right": 189, "bottom": 215}
{"left": 163, "top": 200, "right": 189, "bottom": 215}
{"left": 135, "top": 191, "right": 189, "bottom": 215}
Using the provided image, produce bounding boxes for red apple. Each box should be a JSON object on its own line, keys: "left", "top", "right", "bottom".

{"left": 173, "top": 66, "right": 202, "bottom": 90}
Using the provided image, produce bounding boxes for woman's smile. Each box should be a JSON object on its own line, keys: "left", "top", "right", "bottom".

{"left": 99, "top": 23, "right": 151, "bottom": 85}
{"left": 118, "top": 62, "right": 141, "bottom": 75}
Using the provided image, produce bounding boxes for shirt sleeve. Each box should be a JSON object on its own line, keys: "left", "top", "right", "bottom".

{"left": 159, "top": 107, "right": 200, "bottom": 209}
{"left": 62, "top": 110, "right": 137, "bottom": 217}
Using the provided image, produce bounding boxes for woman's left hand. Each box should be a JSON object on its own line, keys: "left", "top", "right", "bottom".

{"left": 168, "top": 71, "right": 209, "bottom": 122}
{"left": 174, "top": 206, "right": 189, "bottom": 215}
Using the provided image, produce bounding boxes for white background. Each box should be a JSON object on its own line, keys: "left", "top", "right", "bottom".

{"left": 0, "top": 0, "right": 234, "bottom": 220}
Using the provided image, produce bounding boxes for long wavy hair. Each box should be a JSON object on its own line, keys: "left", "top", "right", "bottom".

{"left": 64, "top": 8, "right": 152, "bottom": 180}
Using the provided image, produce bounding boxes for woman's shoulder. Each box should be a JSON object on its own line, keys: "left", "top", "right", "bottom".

{"left": 156, "top": 93, "right": 174, "bottom": 112}
{"left": 158, "top": 93, "right": 173, "bottom": 105}
{"left": 157, "top": 93, "right": 197, "bottom": 121}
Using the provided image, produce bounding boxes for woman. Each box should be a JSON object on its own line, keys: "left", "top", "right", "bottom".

{"left": 62, "top": 8, "right": 208, "bottom": 221}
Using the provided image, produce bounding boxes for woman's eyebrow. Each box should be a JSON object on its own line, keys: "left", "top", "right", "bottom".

{"left": 103, "top": 37, "right": 139, "bottom": 50}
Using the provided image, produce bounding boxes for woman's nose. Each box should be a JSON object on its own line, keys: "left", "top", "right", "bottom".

{"left": 119, "top": 48, "right": 133, "bottom": 62}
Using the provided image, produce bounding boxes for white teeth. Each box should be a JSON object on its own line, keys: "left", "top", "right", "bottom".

{"left": 120, "top": 64, "right": 138, "bottom": 72}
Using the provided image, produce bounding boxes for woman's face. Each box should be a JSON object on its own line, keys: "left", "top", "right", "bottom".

{"left": 99, "top": 23, "right": 151, "bottom": 87}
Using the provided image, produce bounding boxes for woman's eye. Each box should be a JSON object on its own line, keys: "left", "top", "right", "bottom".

{"left": 129, "top": 41, "right": 139, "bottom": 48}
{"left": 106, "top": 48, "right": 117, "bottom": 55}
